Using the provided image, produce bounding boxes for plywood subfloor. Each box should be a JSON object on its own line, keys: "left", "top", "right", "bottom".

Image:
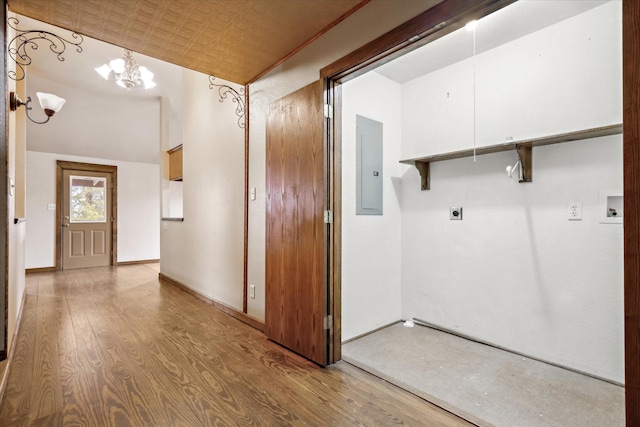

{"left": 342, "top": 323, "right": 625, "bottom": 427}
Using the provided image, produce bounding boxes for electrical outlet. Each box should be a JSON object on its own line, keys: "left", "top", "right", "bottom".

{"left": 568, "top": 202, "right": 583, "bottom": 220}
{"left": 450, "top": 207, "right": 462, "bottom": 220}
{"left": 250, "top": 284, "right": 255, "bottom": 299}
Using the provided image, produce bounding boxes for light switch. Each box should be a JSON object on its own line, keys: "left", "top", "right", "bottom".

{"left": 47, "top": 203, "right": 56, "bottom": 211}
{"left": 250, "top": 187, "right": 256, "bottom": 201}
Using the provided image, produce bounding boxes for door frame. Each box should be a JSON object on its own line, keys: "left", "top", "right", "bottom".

{"left": 321, "top": 0, "right": 640, "bottom": 424}
{"left": 1, "top": 0, "right": 8, "bottom": 361}
{"left": 56, "top": 161, "right": 118, "bottom": 270}
{"left": 321, "top": 0, "right": 517, "bottom": 367}
{"left": 623, "top": 0, "right": 640, "bottom": 421}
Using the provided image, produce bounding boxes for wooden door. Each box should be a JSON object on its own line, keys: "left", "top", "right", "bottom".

{"left": 265, "top": 80, "right": 328, "bottom": 365}
{"left": 62, "top": 169, "right": 113, "bottom": 269}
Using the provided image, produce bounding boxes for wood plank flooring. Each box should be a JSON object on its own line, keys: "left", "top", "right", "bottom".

{"left": 0, "top": 264, "right": 472, "bottom": 426}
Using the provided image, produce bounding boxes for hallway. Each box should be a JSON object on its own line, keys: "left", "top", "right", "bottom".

{"left": 0, "top": 264, "right": 470, "bottom": 426}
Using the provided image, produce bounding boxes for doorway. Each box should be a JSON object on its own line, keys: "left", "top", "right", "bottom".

{"left": 56, "top": 161, "right": 117, "bottom": 270}
{"left": 324, "top": 0, "right": 626, "bottom": 425}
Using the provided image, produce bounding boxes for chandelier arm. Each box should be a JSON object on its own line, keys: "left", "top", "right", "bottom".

{"left": 7, "top": 17, "right": 84, "bottom": 81}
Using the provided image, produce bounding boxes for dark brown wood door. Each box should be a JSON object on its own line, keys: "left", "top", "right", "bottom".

{"left": 265, "top": 80, "right": 328, "bottom": 365}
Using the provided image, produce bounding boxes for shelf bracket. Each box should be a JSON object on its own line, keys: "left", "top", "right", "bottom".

{"left": 415, "top": 161, "right": 430, "bottom": 191}
{"left": 516, "top": 145, "right": 532, "bottom": 183}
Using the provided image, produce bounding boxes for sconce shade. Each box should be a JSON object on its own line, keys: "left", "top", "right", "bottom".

{"left": 36, "top": 92, "right": 66, "bottom": 116}
{"left": 9, "top": 91, "right": 64, "bottom": 124}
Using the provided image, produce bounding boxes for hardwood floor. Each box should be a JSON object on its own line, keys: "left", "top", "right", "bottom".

{"left": 0, "top": 264, "right": 472, "bottom": 426}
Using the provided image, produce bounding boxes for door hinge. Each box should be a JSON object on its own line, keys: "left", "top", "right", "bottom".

{"left": 324, "top": 315, "right": 333, "bottom": 330}
{"left": 323, "top": 210, "right": 333, "bottom": 224}
{"left": 323, "top": 103, "right": 333, "bottom": 119}
{"left": 111, "top": 217, "right": 115, "bottom": 222}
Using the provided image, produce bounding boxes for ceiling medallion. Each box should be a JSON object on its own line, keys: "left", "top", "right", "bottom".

{"left": 7, "top": 16, "right": 84, "bottom": 81}
{"left": 209, "top": 76, "right": 246, "bottom": 129}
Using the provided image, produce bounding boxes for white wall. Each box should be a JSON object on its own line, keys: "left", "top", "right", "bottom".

{"left": 160, "top": 97, "right": 184, "bottom": 219}
{"left": 402, "top": 2, "right": 621, "bottom": 159}
{"left": 26, "top": 151, "right": 160, "bottom": 267}
{"left": 26, "top": 74, "right": 163, "bottom": 165}
{"left": 6, "top": 28, "right": 26, "bottom": 352}
{"left": 247, "top": 0, "right": 440, "bottom": 322}
{"left": 401, "top": 138, "right": 623, "bottom": 382}
{"left": 159, "top": 69, "right": 245, "bottom": 310}
{"left": 399, "top": 2, "right": 623, "bottom": 383}
{"left": 341, "top": 72, "right": 403, "bottom": 341}
{"left": 168, "top": 181, "right": 183, "bottom": 218}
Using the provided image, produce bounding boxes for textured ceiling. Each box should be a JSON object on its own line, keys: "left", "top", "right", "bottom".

{"left": 7, "top": 0, "right": 368, "bottom": 85}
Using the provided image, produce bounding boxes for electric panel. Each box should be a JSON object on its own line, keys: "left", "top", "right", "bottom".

{"left": 356, "top": 115, "right": 383, "bottom": 215}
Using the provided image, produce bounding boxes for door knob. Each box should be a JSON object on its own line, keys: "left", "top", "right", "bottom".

{"left": 62, "top": 223, "right": 70, "bottom": 227}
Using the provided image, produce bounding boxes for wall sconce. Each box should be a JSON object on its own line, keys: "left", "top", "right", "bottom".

{"left": 9, "top": 91, "right": 66, "bottom": 124}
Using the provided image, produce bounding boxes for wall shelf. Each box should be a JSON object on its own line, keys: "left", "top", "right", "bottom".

{"left": 400, "top": 123, "right": 623, "bottom": 191}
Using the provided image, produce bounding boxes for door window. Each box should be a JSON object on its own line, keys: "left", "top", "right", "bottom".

{"left": 69, "top": 175, "right": 107, "bottom": 223}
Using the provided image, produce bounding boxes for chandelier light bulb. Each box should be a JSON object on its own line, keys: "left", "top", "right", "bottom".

{"left": 109, "top": 58, "right": 126, "bottom": 74}
{"left": 94, "top": 64, "right": 111, "bottom": 80}
{"left": 143, "top": 80, "right": 157, "bottom": 90}
{"left": 139, "top": 66, "right": 153, "bottom": 81}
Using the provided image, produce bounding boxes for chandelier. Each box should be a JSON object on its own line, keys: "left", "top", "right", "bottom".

{"left": 95, "top": 49, "right": 156, "bottom": 89}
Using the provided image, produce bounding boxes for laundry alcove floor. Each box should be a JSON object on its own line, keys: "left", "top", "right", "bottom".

{"left": 341, "top": 323, "right": 625, "bottom": 427}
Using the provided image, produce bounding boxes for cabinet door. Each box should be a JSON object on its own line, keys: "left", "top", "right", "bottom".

{"left": 168, "top": 146, "right": 183, "bottom": 181}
